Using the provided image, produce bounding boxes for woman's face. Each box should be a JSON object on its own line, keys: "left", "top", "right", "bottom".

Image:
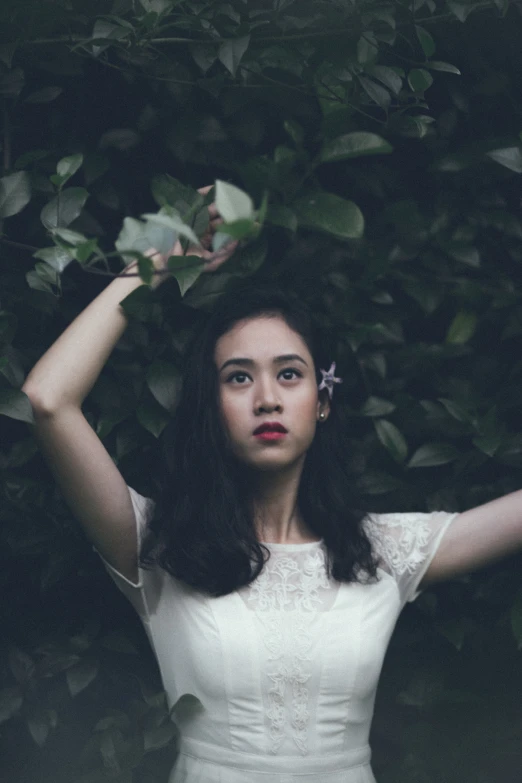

{"left": 214, "top": 314, "right": 330, "bottom": 472}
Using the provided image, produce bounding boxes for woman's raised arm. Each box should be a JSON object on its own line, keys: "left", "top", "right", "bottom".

{"left": 21, "top": 187, "right": 238, "bottom": 583}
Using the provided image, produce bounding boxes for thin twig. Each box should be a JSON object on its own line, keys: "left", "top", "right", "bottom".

{"left": 0, "top": 238, "right": 39, "bottom": 252}
{"left": 14, "top": 3, "right": 499, "bottom": 51}
{"left": 240, "top": 65, "right": 316, "bottom": 98}
{"left": 3, "top": 106, "right": 11, "bottom": 173}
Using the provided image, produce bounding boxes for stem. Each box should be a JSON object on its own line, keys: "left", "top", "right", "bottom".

{"left": 0, "top": 238, "right": 39, "bottom": 252}
{"left": 3, "top": 105, "right": 11, "bottom": 173}
{"left": 240, "top": 65, "right": 315, "bottom": 98}
{"left": 17, "top": 1, "right": 497, "bottom": 52}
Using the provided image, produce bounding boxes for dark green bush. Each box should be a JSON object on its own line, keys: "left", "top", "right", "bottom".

{"left": 1, "top": 1, "right": 522, "bottom": 780}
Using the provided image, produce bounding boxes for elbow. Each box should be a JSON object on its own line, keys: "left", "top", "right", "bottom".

{"left": 21, "top": 384, "right": 57, "bottom": 417}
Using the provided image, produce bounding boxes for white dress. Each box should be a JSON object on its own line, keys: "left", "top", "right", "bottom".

{"left": 93, "top": 486, "right": 458, "bottom": 783}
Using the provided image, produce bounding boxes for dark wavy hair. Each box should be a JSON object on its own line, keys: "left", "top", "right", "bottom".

{"left": 139, "top": 278, "right": 379, "bottom": 596}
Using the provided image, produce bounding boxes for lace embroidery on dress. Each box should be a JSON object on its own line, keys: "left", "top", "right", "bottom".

{"left": 241, "top": 545, "right": 333, "bottom": 755}
{"left": 364, "top": 512, "right": 440, "bottom": 576}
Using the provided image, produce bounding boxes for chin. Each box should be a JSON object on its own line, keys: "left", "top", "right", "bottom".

{"left": 245, "top": 450, "right": 307, "bottom": 473}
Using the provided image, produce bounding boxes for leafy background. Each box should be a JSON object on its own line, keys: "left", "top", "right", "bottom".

{"left": 1, "top": 0, "right": 522, "bottom": 781}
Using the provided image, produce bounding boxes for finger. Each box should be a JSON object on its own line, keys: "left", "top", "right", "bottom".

{"left": 202, "top": 239, "right": 239, "bottom": 271}
{"left": 196, "top": 185, "right": 219, "bottom": 219}
{"left": 207, "top": 202, "right": 219, "bottom": 220}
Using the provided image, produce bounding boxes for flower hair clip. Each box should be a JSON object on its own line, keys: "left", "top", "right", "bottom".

{"left": 318, "top": 362, "right": 343, "bottom": 400}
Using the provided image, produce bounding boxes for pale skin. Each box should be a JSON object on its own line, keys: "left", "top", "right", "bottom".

{"left": 21, "top": 181, "right": 522, "bottom": 589}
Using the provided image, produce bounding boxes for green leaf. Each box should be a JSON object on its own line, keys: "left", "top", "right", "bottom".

{"left": 266, "top": 204, "right": 298, "bottom": 232}
{"left": 446, "top": 312, "right": 477, "bottom": 344}
{"left": 0, "top": 171, "right": 31, "bottom": 218}
{"left": 368, "top": 65, "right": 403, "bottom": 95}
{"left": 374, "top": 419, "right": 408, "bottom": 463}
{"left": 294, "top": 192, "right": 364, "bottom": 240}
{"left": 0, "top": 43, "right": 17, "bottom": 70}
{"left": 8, "top": 646, "right": 35, "bottom": 684}
{"left": 191, "top": 43, "right": 217, "bottom": 74}
{"left": 356, "top": 472, "right": 402, "bottom": 495}
{"left": 358, "top": 76, "right": 391, "bottom": 109}
{"left": 357, "top": 33, "right": 378, "bottom": 66}
{"left": 0, "top": 68, "right": 25, "bottom": 97}
{"left": 215, "top": 180, "right": 254, "bottom": 223}
{"left": 320, "top": 132, "right": 392, "bottom": 163}
{"left": 415, "top": 26, "right": 436, "bottom": 58}
{"left": 66, "top": 657, "right": 100, "bottom": 697}
{"left": 115, "top": 207, "right": 195, "bottom": 259}
{"left": 167, "top": 255, "right": 205, "bottom": 296}
{"left": 99, "top": 128, "right": 140, "bottom": 151}
{"left": 472, "top": 432, "right": 502, "bottom": 457}
{"left": 390, "top": 114, "right": 435, "bottom": 139}
{"left": 33, "top": 246, "right": 74, "bottom": 273}
{"left": 435, "top": 617, "right": 467, "bottom": 651}
{"left": 448, "top": 1, "right": 475, "bottom": 22}
{"left": 51, "top": 227, "right": 88, "bottom": 245}
{"left": 408, "top": 68, "right": 434, "bottom": 93}
{"left": 408, "top": 442, "right": 459, "bottom": 468}
{"left": 138, "top": 255, "right": 154, "bottom": 286}
{"left": 40, "top": 187, "right": 88, "bottom": 229}
{"left": 284, "top": 119, "right": 304, "bottom": 147}
{"left": 143, "top": 721, "right": 178, "bottom": 752}
{"left": 510, "top": 589, "right": 522, "bottom": 649}
{"left": 100, "top": 631, "right": 138, "bottom": 655}
{"left": 119, "top": 286, "right": 155, "bottom": 322}
{"left": 444, "top": 242, "right": 480, "bottom": 267}
{"left": 218, "top": 35, "right": 250, "bottom": 77}
{"left": 91, "top": 20, "right": 130, "bottom": 57}
{"left": 146, "top": 360, "right": 181, "bottom": 411}
{"left": 0, "top": 389, "right": 35, "bottom": 424}
{"left": 426, "top": 61, "right": 461, "bottom": 75}
{"left": 136, "top": 394, "right": 170, "bottom": 437}
{"left": 0, "top": 686, "right": 23, "bottom": 724}
{"left": 142, "top": 210, "right": 200, "bottom": 246}
{"left": 24, "top": 86, "right": 62, "bottom": 104}
{"left": 26, "top": 705, "right": 52, "bottom": 747}
{"left": 151, "top": 173, "right": 197, "bottom": 210}
{"left": 55, "top": 153, "right": 83, "bottom": 186}
{"left": 218, "top": 219, "right": 256, "bottom": 240}
{"left": 486, "top": 146, "right": 522, "bottom": 173}
{"left": 360, "top": 396, "right": 396, "bottom": 417}
{"left": 438, "top": 398, "right": 471, "bottom": 423}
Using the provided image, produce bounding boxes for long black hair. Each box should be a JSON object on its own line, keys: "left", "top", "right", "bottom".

{"left": 139, "top": 278, "right": 379, "bottom": 596}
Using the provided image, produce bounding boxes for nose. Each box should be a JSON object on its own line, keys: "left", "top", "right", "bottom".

{"left": 254, "top": 375, "right": 282, "bottom": 414}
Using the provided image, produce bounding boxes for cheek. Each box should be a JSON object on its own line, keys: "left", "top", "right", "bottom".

{"left": 218, "top": 390, "right": 244, "bottom": 433}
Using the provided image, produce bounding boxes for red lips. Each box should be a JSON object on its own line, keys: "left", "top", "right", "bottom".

{"left": 253, "top": 422, "right": 288, "bottom": 435}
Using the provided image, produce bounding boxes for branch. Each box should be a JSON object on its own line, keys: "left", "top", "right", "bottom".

{"left": 3, "top": 106, "right": 11, "bottom": 173}
{"left": 0, "top": 238, "right": 39, "bottom": 252}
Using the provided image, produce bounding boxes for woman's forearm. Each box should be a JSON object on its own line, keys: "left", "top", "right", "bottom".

{"left": 22, "top": 259, "right": 167, "bottom": 412}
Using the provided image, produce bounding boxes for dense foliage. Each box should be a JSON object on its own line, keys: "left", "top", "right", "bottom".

{"left": 1, "top": 1, "right": 522, "bottom": 781}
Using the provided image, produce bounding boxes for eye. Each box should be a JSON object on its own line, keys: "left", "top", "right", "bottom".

{"left": 226, "top": 372, "right": 251, "bottom": 384}
{"left": 279, "top": 368, "right": 302, "bottom": 381}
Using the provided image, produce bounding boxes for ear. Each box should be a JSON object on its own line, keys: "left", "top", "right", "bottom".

{"left": 317, "top": 388, "right": 331, "bottom": 421}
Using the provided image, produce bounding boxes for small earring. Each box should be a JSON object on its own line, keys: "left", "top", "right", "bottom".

{"left": 319, "top": 412, "right": 325, "bottom": 420}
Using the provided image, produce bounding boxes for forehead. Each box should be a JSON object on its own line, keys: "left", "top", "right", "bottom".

{"left": 214, "top": 315, "right": 311, "bottom": 363}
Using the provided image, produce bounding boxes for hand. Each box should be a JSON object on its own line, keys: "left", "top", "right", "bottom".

{"left": 146, "top": 185, "right": 239, "bottom": 276}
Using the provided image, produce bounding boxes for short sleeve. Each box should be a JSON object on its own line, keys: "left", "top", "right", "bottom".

{"left": 92, "top": 485, "right": 157, "bottom": 621}
{"left": 363, "top": 510, "right": 459, "bottom": 604}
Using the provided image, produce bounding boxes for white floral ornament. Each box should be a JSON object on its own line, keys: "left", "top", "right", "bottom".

{"left": 318, "top": 362, "right": 343, "bottom": 400}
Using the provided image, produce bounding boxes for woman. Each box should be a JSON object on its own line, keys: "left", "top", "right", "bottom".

{"left": 22, "top": 186, "right": 522, "bottom": 783}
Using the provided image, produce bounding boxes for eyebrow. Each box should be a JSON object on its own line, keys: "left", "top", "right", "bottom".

{"left": 219, "top": 354, "right": 309, "bottom": 373}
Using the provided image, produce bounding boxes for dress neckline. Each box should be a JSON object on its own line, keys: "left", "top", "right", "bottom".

{"left": 260, "top": 538, "right": 324, "bottom": 550}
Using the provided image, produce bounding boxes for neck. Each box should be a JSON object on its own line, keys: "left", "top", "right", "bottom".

{"left": 246, "top": 456, "right": 316, "bottom": 544}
